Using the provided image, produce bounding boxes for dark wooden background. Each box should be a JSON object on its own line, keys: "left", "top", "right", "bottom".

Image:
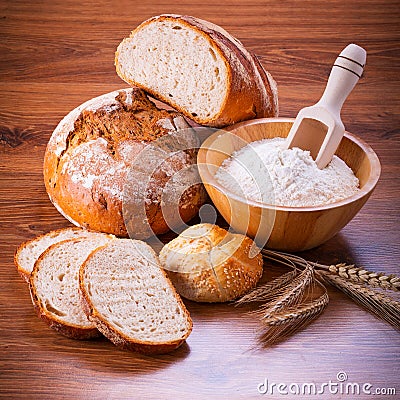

{"left": 1, "top": 1, "right": 399, "bottom": 399}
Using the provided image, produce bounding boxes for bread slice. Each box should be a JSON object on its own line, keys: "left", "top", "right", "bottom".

{"left": 29, "top": 236, "right": 113, "bottom": 339}
{"left": 115, "top": 14, "right": 278, "bottom": 127}
{"left": 79, "top": 239, "right": 192, "bottom": 354}
{"left": 159, "top": 223, "right": 263, "bottom": 302}
{"left": 15, "top": 227, "right": 114, "bottom": 282}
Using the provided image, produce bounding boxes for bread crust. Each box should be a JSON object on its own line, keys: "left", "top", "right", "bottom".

{"left": 44, "top": 88, "right": 206, "bottom": 238}
{"left": 79, "top": 240, "right": 193, "bottom": 354}
{"left": 15, "top": 227, "right": 114, "bottom": 283}
{"left": 179, "top": 15, "right": 279, "bottom": 123}
{"left": 15, "top": 227, "right": 78, "bottom": 283}
{"left": 29, "top": 239, "right": 102, "bottom": 340}
{"left": 115, "top": 14, "right": 278, "bottom": 127}
{"left": 159, "top": 223, "right": 263, "bottom": 302}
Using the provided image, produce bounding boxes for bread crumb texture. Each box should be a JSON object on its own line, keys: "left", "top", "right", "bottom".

{"left": 15, "top": 227, "right": 113, "bottom": 282}
{"left": 80, "top": 239, "right": 192, "bottom": 353}
{"left": 116, "top": 19, "right": 227, "bottom": 122}
{"left": 29, "top": 237, "right": 112, "bottom": 338}
{"left": 115, "top": 14, "right": 278, "bottom": 127}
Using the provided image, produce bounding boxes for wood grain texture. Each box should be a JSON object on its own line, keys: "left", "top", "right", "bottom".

{"left": 0, "top": 1, "right": 399, "bottom": 399}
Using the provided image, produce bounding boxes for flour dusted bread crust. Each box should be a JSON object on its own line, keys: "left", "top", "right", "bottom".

{"left": 44, "top": 87, "right": 206, "bottom": 238}
{"left": 15, "top": 227, "right": 114, "bottom": 283}
{"left": 29, "top": 237, "right": 113, "bottom": 339}
{"left": 159, "top": 223, "right": 263, "bottom": 302}
{"left": 115, "top": 14, "right": 278, "bottom": 127}
{"left": 79, "top": 239, "right": 192, "bottom": 354}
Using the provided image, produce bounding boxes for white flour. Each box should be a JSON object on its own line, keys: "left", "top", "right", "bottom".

{"left": 214, "top": 137, "right": 359, "bottom": 207}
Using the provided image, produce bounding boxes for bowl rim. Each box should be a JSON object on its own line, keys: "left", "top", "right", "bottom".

{"left": 198, "top": 117, "right": 381, "bottom": 212}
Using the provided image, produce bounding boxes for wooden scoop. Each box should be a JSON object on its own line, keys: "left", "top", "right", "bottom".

{"left": 285, "top": 44, "right": 367, "bottom": 169}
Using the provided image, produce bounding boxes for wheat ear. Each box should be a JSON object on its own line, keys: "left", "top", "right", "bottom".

{"left": 261, "top": 249, "right": 400, "bottom": 331}
{"left": 258, "top": 287, "right": 329, "bottom": 345}
{"left": 263, "top": 249, "right": 400, "bottom": 292}
{"left": 237, "top": 250, "right": 329, "bottom": 344}
{"left": 314, "top": 263, "right": 400, "bottom": 291}
{"left": 317, "top": 270, "right": 400, "bottom": 329}
{"left": 257, "top": 265, "right": 314, "bottom": 317}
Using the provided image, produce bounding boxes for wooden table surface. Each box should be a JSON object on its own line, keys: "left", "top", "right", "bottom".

{"left": 1, "top": 1, "right": 399, "bottom": 399}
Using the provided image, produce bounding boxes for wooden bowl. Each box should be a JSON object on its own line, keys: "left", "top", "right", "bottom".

{"left": 197, "top": 118, "right": 381, "bottom": 251}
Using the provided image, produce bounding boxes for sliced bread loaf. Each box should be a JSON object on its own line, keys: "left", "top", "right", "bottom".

{"left": 79, "top": 239, "right": 192, "bottom": 354}
{"left": 115, "top": 14, "right": 278, "bottom": 127}
{"left": 15, "top": 227, "right": 114, "bottom": 282}
{"left": 29, "top": 236, "right": 113, "bottom": 339}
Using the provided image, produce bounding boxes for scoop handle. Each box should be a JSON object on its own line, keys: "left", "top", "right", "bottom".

{"left": 317, "top": 44, "right": 366, "bottom": 115}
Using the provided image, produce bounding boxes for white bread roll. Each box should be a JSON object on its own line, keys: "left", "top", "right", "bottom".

{"left": 115, "top": 14, "right": 278, "bottom": 127}
{"left": 159, "top": 223, "right": 263, "bottom": 302}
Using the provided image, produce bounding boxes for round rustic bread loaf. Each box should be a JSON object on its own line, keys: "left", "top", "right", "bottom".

{"left": 44, "top": 88, "right": 207, "bottom": 238}
{"left": 159, "top": 223, "right": 263, "bottom": 302}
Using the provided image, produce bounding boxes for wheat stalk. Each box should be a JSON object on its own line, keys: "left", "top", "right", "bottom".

{"left": 314, "top": 263, "right": 400, "bottom": 291}
{"left": 258, "top": 288, "right": 329, "bottom": 345}
{"left": 236, "top": 251, "right": 329, "bottom": 345}
{"left": 259, "top": 249, "right": 400, "bottom": 331}
{"left": 262, "top": 249, "right": 400, "bottom": 292}
{"left": 236, "top": 270, "right": 297, "bottom": 304}
{"left": 264, "top": 292, "right": 329, "bottom": 326}
{"left": 257, "top": 265, "right": 314, "bottom": 317}
{"left": 317, "top": 270, "right": 400, "bottom": 329}
{"left": 238, "top": 249, "right": 399, "bottom": 345}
